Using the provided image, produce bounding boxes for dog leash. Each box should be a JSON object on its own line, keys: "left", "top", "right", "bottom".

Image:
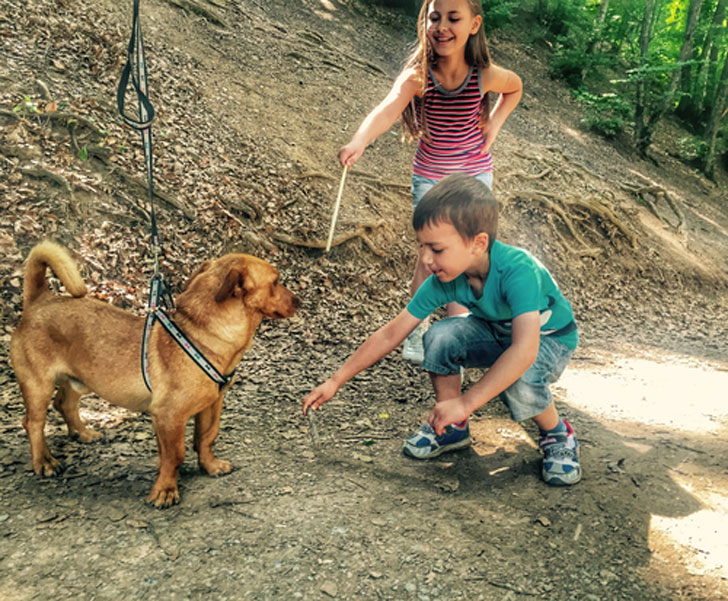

{"left": 117, "top": 0, "right": 231, "bottom": 392}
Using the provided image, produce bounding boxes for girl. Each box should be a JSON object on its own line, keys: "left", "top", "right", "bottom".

{"left": 338, "top": 0, "right": 522, "bottom": 364}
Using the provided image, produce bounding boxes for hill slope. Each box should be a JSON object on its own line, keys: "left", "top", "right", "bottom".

{"left": 1, "top": 1, "right": 727, "bottom": 600}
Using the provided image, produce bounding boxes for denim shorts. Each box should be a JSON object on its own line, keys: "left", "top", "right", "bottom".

{"left": 411, "top": 172, "right": 494, "bottom": 207}
{"left": 421, "top": 315, "right": 573, "bottom": 422}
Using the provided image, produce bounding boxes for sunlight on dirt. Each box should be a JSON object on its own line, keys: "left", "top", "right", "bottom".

{"left": 561, "top": 348, "right": 728, "bottom": 587}
{"left": 560, "top": 352, "right": 728, "bottom": 434}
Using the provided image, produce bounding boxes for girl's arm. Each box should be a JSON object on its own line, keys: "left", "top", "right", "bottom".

{"left": 339, "top": 68, "right": 420, "bottom": 167}
{"left": 480, "top": 64, "right": 523, "bottom": 153}
{"left": 302, "top": 308, "right": 422, "bottom": 414}
{"left": 427, "top": 311, "right": 540, "bottom": 433}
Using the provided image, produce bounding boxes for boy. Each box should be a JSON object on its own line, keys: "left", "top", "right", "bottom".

{"left": 302, "top": 174, "right": 581, "bottom": 485}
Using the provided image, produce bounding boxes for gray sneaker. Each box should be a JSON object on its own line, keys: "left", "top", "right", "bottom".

{"left": 402, "top": 325, "right": 425, "bottom": 364}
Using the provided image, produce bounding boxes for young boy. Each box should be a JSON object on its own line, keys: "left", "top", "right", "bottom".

{"left": 302, "top": 173, "right": 581, "bottom": 485}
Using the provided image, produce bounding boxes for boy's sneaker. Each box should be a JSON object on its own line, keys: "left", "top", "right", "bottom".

{"left": 402, "top": 324, "right": 426, "bottom": 364}
{"left": 539, "top": 420, "right": 581, "bottom": 486}
{"left": 402, "top": 421, "right": 471, "bottom": 459}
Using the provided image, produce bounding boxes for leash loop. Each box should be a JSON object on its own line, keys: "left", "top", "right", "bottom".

{"left": 118, "top": 0, "right": 232, "bottom": 393}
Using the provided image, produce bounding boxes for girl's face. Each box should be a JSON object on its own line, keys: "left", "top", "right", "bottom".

{"left": 425, "top": 0, "right": 482, "bottom": 59}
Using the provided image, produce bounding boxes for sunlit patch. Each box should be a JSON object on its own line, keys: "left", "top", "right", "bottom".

{"left": 559, "top": 352, "right": 728, "bottom": 434}
{"left": 650, "top": 501, "right": 728, "bottom": 579}
{"left": 469, "top": 417, "right": 537, "bottom": 457}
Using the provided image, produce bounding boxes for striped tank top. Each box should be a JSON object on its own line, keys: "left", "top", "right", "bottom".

{"left": 412, "top": 65, "right": 492, "bottom": 179}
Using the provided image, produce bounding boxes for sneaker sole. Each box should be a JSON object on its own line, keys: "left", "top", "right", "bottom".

{"left": 542, "top": 467, "right": 582, "bottom": 486}
{"left": 402, "top": 436, "right": 472, "bottom": 460}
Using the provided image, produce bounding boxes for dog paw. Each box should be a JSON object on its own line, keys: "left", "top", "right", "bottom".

{"left": 146, "top": 486, "right": 180, "bottom": 508}
{"left": 75, "top": 428, "right": 103, "bottom": 443}
{"left": 35, "top": 457, "right": 63, "bottom": 477}
{"left": 201, "top": 458, "right": 233, "bottom": 477}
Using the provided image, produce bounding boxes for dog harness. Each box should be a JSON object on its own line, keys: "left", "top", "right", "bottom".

{"left": 141, "top": 274, "right": 232, "bottom": 393}
{"left": 117, "top": 2, "right": 232, "bottom": 394}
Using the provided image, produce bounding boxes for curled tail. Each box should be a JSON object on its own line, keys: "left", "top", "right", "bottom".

{"left": 23, "top": 241, "right": 87, "bottom": 310}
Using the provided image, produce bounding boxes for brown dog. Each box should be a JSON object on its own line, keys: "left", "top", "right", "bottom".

{"left": 10, "top": 241, "right": 298, "bottom": 507}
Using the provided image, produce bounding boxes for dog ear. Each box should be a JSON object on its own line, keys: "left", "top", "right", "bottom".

{"left": 215, "top": 269, "right": 245, "bottom": 302}
{"left": 183, "top": 260, "right": 212, "bottom": 291}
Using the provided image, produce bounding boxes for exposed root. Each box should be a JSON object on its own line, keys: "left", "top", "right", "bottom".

{"left": 621, "top": 171, "right": 685, "bottom": 238}
{"left": 272, "top": 222, "right": 386, "bottom": 256}
{"left": 161, "top": 0, "right": 229, "bottom": 28}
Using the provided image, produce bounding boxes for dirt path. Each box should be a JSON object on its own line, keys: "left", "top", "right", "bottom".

{"left": 1, "top": 336, "right": 727, "bottom": 601}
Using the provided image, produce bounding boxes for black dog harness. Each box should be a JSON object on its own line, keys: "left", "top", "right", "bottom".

{"left": 140, "top": 275, "right": 232, "bottom": 392}
{"left": 118, "top": 0, "right": 231, "bottom": 393}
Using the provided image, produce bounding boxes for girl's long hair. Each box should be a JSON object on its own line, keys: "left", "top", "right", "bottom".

{"left": 401, "top": 0, "right": 492, "bottom": 141}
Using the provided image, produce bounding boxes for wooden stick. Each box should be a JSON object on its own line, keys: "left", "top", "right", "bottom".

{"left": 325, "top": 165, "right": 348, "bottom": 252}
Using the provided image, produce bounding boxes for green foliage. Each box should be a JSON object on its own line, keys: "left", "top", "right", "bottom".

{"left": 573, "top": 86, "right": 633, "bottom": 138}
{"left": 13, "top": 95, "right": 40, "bottom": 114}
{"left": 676, "top": 134, "right": 709, "bottom": 164}
{"left": 482, "top": 0, "right": 518, "bottom": 30}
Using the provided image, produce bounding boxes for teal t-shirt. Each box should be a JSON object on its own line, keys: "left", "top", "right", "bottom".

{"left": 407, "top": 240, "right": 578, "bottom": 349}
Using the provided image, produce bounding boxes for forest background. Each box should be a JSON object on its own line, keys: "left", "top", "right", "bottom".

{"left": 382, "top": 0, "right": 728, "bottom": 177}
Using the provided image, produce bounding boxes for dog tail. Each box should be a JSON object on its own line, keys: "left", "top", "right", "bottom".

{"left": 23, "top": 241, "right": 87, "bottom": 309}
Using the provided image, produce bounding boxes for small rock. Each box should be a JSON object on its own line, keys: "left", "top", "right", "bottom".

{"left": 320, "top": 581, "right": 338, "bottom": 598}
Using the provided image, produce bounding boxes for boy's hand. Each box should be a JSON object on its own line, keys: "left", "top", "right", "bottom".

{"left": 427, "top": 397, "right": 471, "bottom": 436}
{"left": 302, "top": 379, "right": 339, "bottom": 416}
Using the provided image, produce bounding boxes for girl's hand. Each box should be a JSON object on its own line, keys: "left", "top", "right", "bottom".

{"left": 338, "top": 141, "right": 365, "bottom": 167}
{"left": 427, "top": 397, "right": 471, "bottom": 435}
{"left": 480, "top": 119, "right": 502, "bottom": 154}
{"left": 302, "top": 379, "right": 339, "bottom": 416}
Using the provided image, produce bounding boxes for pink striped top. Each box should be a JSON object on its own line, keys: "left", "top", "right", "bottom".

{"left": 413, "top": 65, "right": 492, "bottom": 179}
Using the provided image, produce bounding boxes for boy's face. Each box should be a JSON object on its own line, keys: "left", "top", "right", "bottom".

{"left": 416, "top": 220, "right": 487, "bottom": 282}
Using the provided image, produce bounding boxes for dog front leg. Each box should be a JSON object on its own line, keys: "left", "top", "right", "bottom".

{"left": 194, "top": 393, "right": 233, "bottom": 476}
{"left": 147, "top": 414, "right": 186, "bottom": 508}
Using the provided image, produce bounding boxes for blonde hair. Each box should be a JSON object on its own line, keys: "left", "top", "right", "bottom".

{"left": 401, "top": 0, "right": 492, "bottom": 140}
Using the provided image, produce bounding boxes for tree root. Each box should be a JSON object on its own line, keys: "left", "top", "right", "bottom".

{"left": 161, "top": 0, "right": 228, "bottom": 28}
{"left": 294, "top": 169, "right": 410, "bottom": 194}
{"left": 272, "top": 222, "right": 386, "bottom": 256}
{"left": 110, "top": 166, "right": 196, "bottom": 220}
{"left": 621, "top": 172, "right": 685, "bottom": 237}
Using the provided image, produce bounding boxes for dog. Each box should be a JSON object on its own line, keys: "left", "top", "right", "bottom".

{"left": 10, "top": 241, "right": 298, "bottom": 507}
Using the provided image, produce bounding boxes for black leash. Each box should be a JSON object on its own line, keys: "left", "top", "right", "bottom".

{"left": 117, "top": 0, "right": 231, "bottom": 392}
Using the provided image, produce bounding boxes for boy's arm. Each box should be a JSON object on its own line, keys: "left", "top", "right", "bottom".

{"left": 479, "top": 64, "right": 523, "bottom": 153}
{"left": 339, "top": 68, "right": 420, "bottom": 167}
{"left": 427, "top": 311, "right": 540, "bottom": 434}
{"left": 303, "top": 308, "right": 422, "bottom": 415}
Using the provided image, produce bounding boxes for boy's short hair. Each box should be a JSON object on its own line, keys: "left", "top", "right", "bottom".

{"left": 413, "top": 173, "right": 498, "bottom": 250}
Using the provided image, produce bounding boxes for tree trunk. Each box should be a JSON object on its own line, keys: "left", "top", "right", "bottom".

{"left": 702, "top": 49, "right": 728, "bottom": 178}
{"left": 586, "top": 0, "right": 611, "bottom": 55}
{"left": 634, "top": 0, "right": 659, "bottom": 155}
{"left": 635, "top": 0, "right": 704, "bottom": 155}
{"left": 694, "top": 0, "right": 728, "bottom": 122}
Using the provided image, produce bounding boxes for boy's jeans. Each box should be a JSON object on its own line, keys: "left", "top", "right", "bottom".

{"left": 421, "top": 315, "right": 574, "bottom": 422}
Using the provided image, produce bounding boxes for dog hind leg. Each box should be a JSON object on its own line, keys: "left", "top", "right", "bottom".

{"left": 52, "top": 380, "right": 102, "bottom": 443}
{"left": 19, "top": 381, "right": 62, "bottom": 477}
{"left": 194, "top": 393, "right": 232, "bottom": 476}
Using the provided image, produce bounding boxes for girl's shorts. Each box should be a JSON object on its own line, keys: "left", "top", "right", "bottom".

{"left": 411, "top": 172, "right": 494, "bottom": 207}
{"left": 421, "top": 315, "right": 574, "bottom": 422}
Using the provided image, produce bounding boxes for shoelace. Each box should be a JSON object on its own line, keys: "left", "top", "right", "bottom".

{"left": 541, "top": 439, "right": 576, "bottom": 460}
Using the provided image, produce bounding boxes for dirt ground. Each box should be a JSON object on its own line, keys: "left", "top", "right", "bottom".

{"left": 1, "top": 1, "right": 728, "bottom": 600}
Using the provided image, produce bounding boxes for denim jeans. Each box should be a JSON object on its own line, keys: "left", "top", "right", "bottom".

{"left": 421, "top": 315, "right": 574, "bottom": 422}
{"left": 411, "top": 172, "right": 494, "bottom": 207}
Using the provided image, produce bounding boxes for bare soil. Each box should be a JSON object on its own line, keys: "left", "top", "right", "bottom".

{"left": 1, "top": 1, "right": 728, "bottom": 600}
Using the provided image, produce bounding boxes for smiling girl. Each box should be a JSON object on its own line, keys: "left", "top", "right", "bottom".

{"left": 338, "top": 0, "right": 522, "bottom": 363}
